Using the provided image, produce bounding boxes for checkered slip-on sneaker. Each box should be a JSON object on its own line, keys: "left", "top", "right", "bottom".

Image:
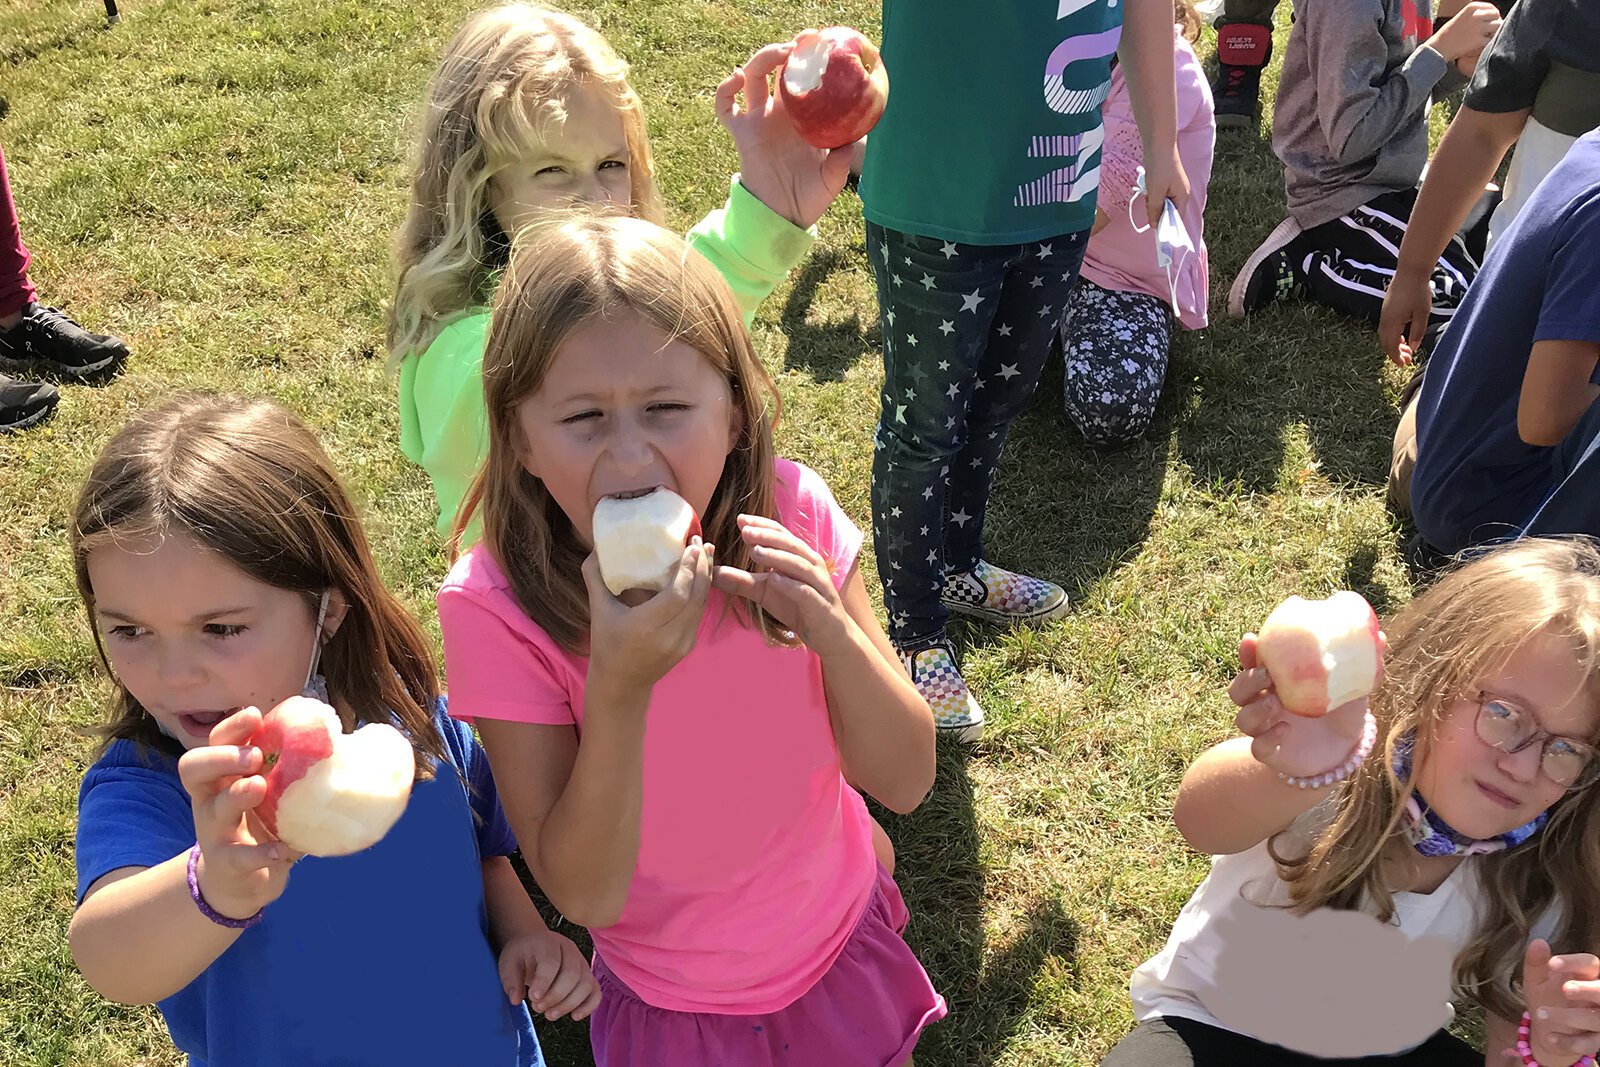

{"left": 941, "top": 559, "right": 1069, "bottom": 626}
{"left": 899, "top": 640, "right": 984, "bottom": 743}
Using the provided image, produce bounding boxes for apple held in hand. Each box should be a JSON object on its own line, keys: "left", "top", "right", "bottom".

{"left": 778, "top": 26, "right": 889, "bottom": 150}
{"left": 592, "top": 487, "right": 703, "bottom": 597}
{"left": 249, "top": 697, "right": 415, "bottom": 857}
{"left": 1256, "top": 591, "right": 1382, "bottom": 717}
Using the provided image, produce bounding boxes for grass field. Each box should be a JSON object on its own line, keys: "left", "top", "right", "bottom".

{"left": 0, "top": 1, "right": 1436, "bottom": 1063}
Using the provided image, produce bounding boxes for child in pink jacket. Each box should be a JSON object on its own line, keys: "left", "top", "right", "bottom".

{"left": 1059, "top": 1, "right": 1213, "bottom": 447}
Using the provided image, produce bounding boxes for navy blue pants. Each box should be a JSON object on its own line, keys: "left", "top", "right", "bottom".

{"left": 866, "top": 221, "right": 1088, "bottom": 647}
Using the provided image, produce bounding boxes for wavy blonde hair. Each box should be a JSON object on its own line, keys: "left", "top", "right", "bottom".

{"left": 71, "top": 395, "right": 448, "bottom": 777}
{"left": 457, "top": 213, "right": 788, "bottom": 653}
{"left": 387, "top": 3, "right": 662, "bottom": 365}
{"left": 1271, "top": 537, "right": 1600, "bottom": 1019}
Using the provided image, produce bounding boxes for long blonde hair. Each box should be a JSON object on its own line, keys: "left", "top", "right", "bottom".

{"left": 458, "top": 213, "right": 787, "bottom": 653}
{"left": 387, "top": 3, "right": 662, "bottom": 365}
{"left": 71, "top": 394, "right": 448, "bottom": 776}
{"left": 1272, "top": 537, "right": 1600, "bottom": 1018}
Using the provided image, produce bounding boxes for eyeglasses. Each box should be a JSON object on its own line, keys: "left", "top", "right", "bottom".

{"left": 1475, "top": 692, "right": 1600, "bottom": 790}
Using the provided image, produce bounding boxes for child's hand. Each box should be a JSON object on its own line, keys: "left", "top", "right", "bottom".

{"left": 584, "top": 539, "right": 714, "bottom": 694}
{"left": 715, "top": 40, "right": 860, "bottom": 231}
{"left": 497, "top": 928, "right": 601, "bottom": 1022}
{"left": 1379, "top": 269, "right": 1432, "bottom": 366}
{"left": 177, "top": 708, "right": 300, "bottom": 920}
{"left": 1137, "top": 145, "right": 1190, "bottom": 229}
{"left": 1521, "top": 939, "right": 1600, "bottom": 1063}
{"left": 1427, "top": 1, "right": 1501, "bottom": 62}
{"left": 712, "top": 514, "right": 854, "bottom": 657}
{"left": 1230, "top": 634, "right": 1374, "bottom": 780}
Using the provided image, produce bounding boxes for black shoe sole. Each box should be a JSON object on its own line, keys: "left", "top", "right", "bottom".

{"left": 0, "top": 401, "right": 58, "bottom": 431}
{"left": 0, "top": 348, "right": 123, "bottom": 381}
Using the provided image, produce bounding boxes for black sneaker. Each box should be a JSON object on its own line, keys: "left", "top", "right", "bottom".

{"left": 0, "top": 373, "right": 60, "bottom": 431}
{"left": 0, "top": 302, "right": 128, "bottom": 380}
{"left": 1227, "top": 217, "right": 1303, "bottom": 318}
{"left": 1212, "top": 20, "right": 1273, "bottom": 131}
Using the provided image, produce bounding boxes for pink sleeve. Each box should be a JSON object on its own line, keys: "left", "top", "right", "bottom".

{"left": 1096, "top": 69, "right": 1141, "bottom": 216}
{"left": 437, "top": 581, "right": 576, "bottom": 727}
{"left": 774, "top": 459, "right": 863, "bottom": 593}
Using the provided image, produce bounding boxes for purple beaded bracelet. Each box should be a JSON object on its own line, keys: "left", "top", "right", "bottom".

{"left": 1518, "top": 1011, "right": 1598, "bottom": 1067}
{"left": 187, "top": 843, "right": 263, "bottom": 930}
{"left": 1278, "top": 710, "right": 1379, "bottom": 790}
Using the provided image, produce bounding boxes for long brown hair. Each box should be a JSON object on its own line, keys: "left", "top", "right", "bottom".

{"left": 458, "top": 213, "right": 786, "bottom": 653}
{"left": 387, "top": 2, "right": 661, "bottom": 365}
{"left": 1271, "top": 537, "right": 1600, "bottom": 1018}
{"left": 71, "top": 394, "right": 448, "bottom": 775}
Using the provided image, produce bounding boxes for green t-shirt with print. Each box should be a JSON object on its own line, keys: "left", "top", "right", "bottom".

{"left": 859, "top": 0, "right": 1122, "bottom": 245}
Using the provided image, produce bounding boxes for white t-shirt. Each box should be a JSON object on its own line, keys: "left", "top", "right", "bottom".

{"left": 1130, "top": 801, "right": 1549, "bottom": 1057}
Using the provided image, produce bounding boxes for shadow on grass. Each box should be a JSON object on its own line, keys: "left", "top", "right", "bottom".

{"left": 877, "top": 742, "right": 1081, "bottom": 1067}
{"left": 1168, "top": 128, "right": 1400, "bottom": 494}
{"left": 779, "top": 247, "right": 878, "bottom": 383}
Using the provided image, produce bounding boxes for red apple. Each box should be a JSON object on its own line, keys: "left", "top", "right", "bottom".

{"left": 778, "top": 26, "right": 889, "bottom": 150}
{"left": 249, "top": 696, "right": 415, "bottom": 857}
{"left": 592, "top": 487, "right": 703, "bottom": 597}
{"left": 1256, "top": 592, "right": 1382, "bottom": 717}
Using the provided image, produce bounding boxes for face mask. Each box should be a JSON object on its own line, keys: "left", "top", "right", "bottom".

{"left": 1128, "top": 166, "right": 1195, "bottom": 317}
{"left": 302, "top": 588, "right": 331, "bottom": 703}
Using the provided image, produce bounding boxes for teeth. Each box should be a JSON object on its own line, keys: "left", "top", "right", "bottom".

{"left": 610, "top": 487, "right": 658, "bottom": 501}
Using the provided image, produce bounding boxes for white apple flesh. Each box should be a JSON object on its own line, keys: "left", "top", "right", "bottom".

{"left": 592, "top": 488, "right": 702, "bottom": 597}
{"left": 1256, "top": 591, "right": 1382, "bottom": 718}
{"left": 778, "top": 26, "right": 889, "bottom": 150}
{"left": 250, "top": 697, "right": 415, "bottom": 857}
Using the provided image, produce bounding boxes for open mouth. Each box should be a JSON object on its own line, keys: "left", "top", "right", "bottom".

{"left": 605, "top": 486, "right": 661, "bottom": 501}
{"left": 178, "top": 710, "right": 230, "bottom": 738}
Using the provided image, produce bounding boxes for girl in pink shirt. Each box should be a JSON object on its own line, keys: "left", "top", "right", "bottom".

{"left": 1059, "top": 0, "right": 1214, "bottom": 447}
{"left": 436, "top": 212, "right": 945, "bottom": 1067}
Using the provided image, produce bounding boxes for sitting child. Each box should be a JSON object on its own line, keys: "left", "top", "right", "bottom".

{"left": 1227, "top": 0, "right": 1502, "bottom": 330}
{"left": 1391, "top": 129, "right": 1600, "bottom": 556}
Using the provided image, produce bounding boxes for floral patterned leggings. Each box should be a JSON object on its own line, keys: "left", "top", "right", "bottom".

{"left": 1058, "top": 278, "right": 1170, "bottom": 448}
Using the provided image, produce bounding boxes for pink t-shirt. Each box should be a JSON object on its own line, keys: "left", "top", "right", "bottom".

{"left": 1079, "top": 27, "right": 1215, "bottom": 330}
{"left": 437, "top": 458, "right": 877, "bottom": 1015}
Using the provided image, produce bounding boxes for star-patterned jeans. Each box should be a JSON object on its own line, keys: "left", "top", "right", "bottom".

{"left": 866, "top": 221, "right": 1088, "bottom": 648}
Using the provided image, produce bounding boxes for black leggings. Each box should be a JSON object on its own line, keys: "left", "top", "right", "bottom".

{"left": 1101, "top": 1017, "right": 1482, "bottom": 1067}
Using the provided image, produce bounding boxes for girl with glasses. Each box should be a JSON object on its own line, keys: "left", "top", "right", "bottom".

{"left": 1103, "top": 537, "right": 1600, "bottom": 1067}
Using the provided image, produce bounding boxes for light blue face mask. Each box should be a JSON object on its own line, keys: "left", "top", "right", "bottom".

{"left": 1128, "top": 165, "right": 1195, "bottom": 317}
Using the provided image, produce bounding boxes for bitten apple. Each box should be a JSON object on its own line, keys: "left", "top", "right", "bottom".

{"left": 592, "top": 487, "right": 703, "bottom": 597}
{"left": 778, "top": 26, "right": 889, "bottom": 150}
{"left": 1256, "top": 591, "right": 1382, "bottom": 717}
{"left": 249, "top": 697, "right": 415, "bottom": 857}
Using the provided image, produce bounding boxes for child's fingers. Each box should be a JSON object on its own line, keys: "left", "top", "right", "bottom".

{"left": 208, "top": 706, "right": 263, "bottom": 747}
{"left": 1234, "top": 696, "right": 1280, "bottom": 738}
{"left": 749, "top": 544, "right": 832, "bottom": 599}
{"left": 1537, "top": 1004, "right": 1600, "bottom": 1040}
{"left": 539, "top": 973, "right": 596, "bottom": 1021}
{"left": 533, "top": 963, "right": 582, "bottom": 1015}
{"left": 1237, "top": 633, "right": 1259, "bottom": 672}
{"left": 1247, "top": 719, "right": 1292, "bottom": 765}
{"left": 738, "top": 42, "right": 792, "bottom": 105}
{"left": 1526, "top": 939, "right": 1555, "bottom": 999}
{"left": 739, "top": 516, "right": 827, "bottom": 569}
{"left": 568, "top": 983, "right": 603, "bottom": 1022}
{"left": 1227, "top": 665, "right": 1273, "bottom": 708}
{"left": 498, "top": 946, "right": 529, "bottom": 1004}
{"left": 179, "top": 744, "right": 265, "bottom": 799}
{"left": 714, "top": 69, "right": 746, "bottom": 122}
{"left": 1556, "top": 955, "right": 1600, "bottom": 982}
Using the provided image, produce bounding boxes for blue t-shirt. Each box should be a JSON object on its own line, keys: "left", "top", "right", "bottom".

{"left": 1411, "top": 129, "right": 1600, "bottom": 553}
{"left": 858, "top": 1, "right": 1119, "bottom": 244}
{"left": 74, "top": 699, "right": 544, "bottom": 1067}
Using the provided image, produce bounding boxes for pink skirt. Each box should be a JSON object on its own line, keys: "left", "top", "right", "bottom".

{"left": 589, "top": 864, "right": 946, "bottom": 1067}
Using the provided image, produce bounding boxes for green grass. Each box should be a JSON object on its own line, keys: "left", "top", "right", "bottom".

{"left": 0, "top": 1, "right": 1445, "bottom": 1063}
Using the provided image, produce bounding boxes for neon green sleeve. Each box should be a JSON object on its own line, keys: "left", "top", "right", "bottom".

{"left": 686, "top": 177, "right": 817, "bottom": 328}
{"left": 397, "top": 310, "right": 491, "bottom": 539}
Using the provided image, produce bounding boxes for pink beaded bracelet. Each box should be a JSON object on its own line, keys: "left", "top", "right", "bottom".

{"left": 187, "top": 843, "right": 263, "bottom": 930}
{"left": 1518, "top": 1011, "right": 1598, "bottom": 1067}
{"left": 1278, "top": 710, "right": 1378, "bottom": 790}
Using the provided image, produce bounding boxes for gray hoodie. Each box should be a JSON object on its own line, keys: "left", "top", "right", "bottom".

{"left": 1272, "top": 0, "right": 1466, "bottom": 229}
